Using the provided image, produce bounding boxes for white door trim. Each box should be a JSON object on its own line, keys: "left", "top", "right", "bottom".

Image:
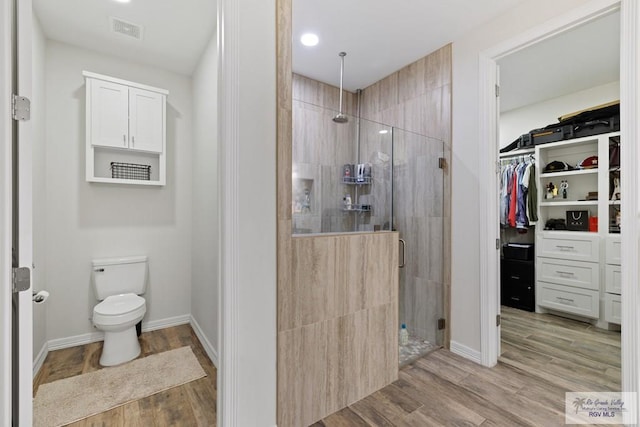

{"left": 217, "top": 0, "right": 278, "bottom": 425}
{"left": 0, "top": 0, "right": 13, "bottom": 423}
{"left": 618, "top": 0, "right": 640, "bottom": 415}
{"left": 16, "top": 0, "right": 33, "bottom": 424}
{"left": 478, "top": 0, "right": 630, "bottom": 371}
{"left": 217, "top": 0, "right": 240, "bottom": 424}
{"left": 478, "top": 54, "right": 500, "bottom": 367}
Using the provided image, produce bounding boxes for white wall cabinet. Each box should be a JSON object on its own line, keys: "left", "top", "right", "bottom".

{"left": 84, "top": 71, "right": 168, "bottom": 185}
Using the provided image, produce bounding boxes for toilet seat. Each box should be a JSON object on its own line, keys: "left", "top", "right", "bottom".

{"left": 93, "top": 293, "right": 146, "bottom": 327}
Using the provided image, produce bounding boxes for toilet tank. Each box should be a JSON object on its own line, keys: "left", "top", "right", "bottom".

{"left": 92, "top": 255, "right": 148, "bottom": 300}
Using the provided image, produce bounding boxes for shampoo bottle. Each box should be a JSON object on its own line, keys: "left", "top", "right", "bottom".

{"left": 400, "top": 323, "right": 409, "bottom": 346}
{"left": 344, "top": 194, "right": 352, "bottom": 210}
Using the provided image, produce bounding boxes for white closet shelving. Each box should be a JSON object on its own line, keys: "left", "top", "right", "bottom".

{"left": 535, "top": 131, "right": 621, "bottom": 326}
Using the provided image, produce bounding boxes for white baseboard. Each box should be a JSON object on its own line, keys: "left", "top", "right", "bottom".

{"left": 190, "top": 315, "right": 219, "bottom": 367}
{"left": 48, "top": 330, "right": 104, "bottom": 351}
{"left": 47, "top": 314, "right": 191, "bottom": 351}
{"left": 33, "top": 342, "right": 48, "bottom": 376}
{"left": 142, "top": 314, "right": 191, "bottom": 332}
{"left": 450, "top": 340, "right": 482, "bottom": 364}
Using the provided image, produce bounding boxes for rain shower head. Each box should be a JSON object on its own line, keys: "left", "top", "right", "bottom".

{"left": 333, "top": 113, "right": 348, "bottom": 123}
{"left": 333, "top": 52, "right": 348, "bottom": 124}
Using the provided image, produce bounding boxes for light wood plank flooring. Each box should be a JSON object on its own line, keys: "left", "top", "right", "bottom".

{"left": 33, "top": 324, "right": 216, "bottom": 426}
{"left": 314, "top": 307, "right": 621, "bottom": 426}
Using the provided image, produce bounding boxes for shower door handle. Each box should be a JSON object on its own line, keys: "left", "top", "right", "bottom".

{"left": 399, "top": 239, "right": 406, "bottom": 268}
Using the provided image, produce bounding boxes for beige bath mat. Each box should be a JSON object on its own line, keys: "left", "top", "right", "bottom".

{"left": 33, "top": 346, "right": 206, "bottom": 427}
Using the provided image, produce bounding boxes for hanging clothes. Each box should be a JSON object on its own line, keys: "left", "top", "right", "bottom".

{"left": 499, "top": 155, "right": 537, "bottom": 229}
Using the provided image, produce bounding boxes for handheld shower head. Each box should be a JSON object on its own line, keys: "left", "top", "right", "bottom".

{"left": 333, "top": 52, "right": 348, "bottom": 124}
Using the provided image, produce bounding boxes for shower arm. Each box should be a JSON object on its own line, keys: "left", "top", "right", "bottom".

{"left": 338, "top": 52, "right": 345, "bottom": 115}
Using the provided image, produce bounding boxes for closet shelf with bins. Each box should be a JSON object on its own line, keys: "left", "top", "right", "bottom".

{"left": 84, "top": 71, "right": 168, "bottom": 186}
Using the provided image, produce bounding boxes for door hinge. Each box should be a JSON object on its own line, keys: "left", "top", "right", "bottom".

{"left": 12, "top": 267, "right": 30, "bottom": 293}
{"left": 438, "top": 157, "right": 447, "bottom": 169}
{"left": 496, "top": 314, "right": 501, "bottom": 327}
{"left": 12, "top": 95, "right": 31, "bottom": 121}
{"left": 495, "top": 84, "right": 500, "bottom": 98}
{"left": 496, "top": 238, "right": 500, "bottom": 250}
{"left": 437, "top": 318, "right": 446, "bottom": 330}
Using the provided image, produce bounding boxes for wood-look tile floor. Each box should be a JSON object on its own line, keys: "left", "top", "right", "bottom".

{"left": 33, "top": 324, "right": 216, "bottom": 426}
{"left": 314, "top": 307, "right": 621, "bottom": 426}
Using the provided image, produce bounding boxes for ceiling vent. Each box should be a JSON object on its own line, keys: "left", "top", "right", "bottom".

{"left": 110, "top": 17, "right": 144, "bottom": 41}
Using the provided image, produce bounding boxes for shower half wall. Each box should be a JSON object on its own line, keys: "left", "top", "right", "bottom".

{"left": 292, "top": 72, "right": 447, "bottom": 351}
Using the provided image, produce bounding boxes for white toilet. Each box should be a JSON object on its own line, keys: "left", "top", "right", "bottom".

{"left": 91, "top": 255, "right": 148, "bottom": 366}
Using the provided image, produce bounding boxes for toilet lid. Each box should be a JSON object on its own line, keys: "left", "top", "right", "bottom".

{"left": 95, "top": 294, "right": 145, "bottom": 316}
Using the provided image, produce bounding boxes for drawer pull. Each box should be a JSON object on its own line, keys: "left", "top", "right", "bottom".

{"left": 556, "top": 296, "right": 575, "bottom": 304}
{"left": 510, "top": 275, "right": 520, "bottom": 280}
{"left": 555, "top": 270, "right": 575, "bottom": 277}
{"left": 556, "top": 245, "right": 575, "bottom": 251}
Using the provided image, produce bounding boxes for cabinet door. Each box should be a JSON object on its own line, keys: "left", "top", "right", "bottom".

{"left": 129, "top": 88, "right": 164, "bottom": 153}
{"left": 89, "top": 79, "right": 129, "bottom": 149}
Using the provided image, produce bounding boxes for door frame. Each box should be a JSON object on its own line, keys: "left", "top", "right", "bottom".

{"left": 14, "top": 0, "right": 33, "bottom": 424}
{"left": 0, "top": 0, "right": 14, "bottom": 424}
{"left": 478, "top": 0, "right": 638, "bottom": 403}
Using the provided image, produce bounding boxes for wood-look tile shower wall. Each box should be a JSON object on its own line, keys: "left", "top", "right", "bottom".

{"left": 292, "top": 74, "right": 359, "bottom": 233}
{"left": 360, "top": 44, "right": 452, "bottom": 346}
{"left": 278, "top": 232, "right": 399, "bottom": 426}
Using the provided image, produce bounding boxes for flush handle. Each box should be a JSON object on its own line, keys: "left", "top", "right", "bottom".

{"left": 94, "top": 268, "right": 104, "bottom": 272}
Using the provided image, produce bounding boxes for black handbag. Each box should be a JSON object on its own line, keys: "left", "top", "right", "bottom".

{"left": 610, "top": 141, "right": 620, "bottom": 168}
{"left": 566, "top": 210, "right": 589, "bottom": 231}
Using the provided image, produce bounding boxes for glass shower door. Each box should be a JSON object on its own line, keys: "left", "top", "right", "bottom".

{"left": 392, "top": 128, "right": 445, "bottom": 365}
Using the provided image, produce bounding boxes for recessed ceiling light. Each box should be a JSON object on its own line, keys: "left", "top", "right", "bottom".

{"left": 379, "top": 130, "right": 389, "bottom": 134}
{"left": 300, "top": 33, "right": 319, "bottom": 47}
{"left": 113, "top": 0, "right": 131, "bottom": 3}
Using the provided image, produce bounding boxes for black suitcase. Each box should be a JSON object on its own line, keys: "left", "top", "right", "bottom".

{"left": 500, "top": 134, "right": 530, "bottom": 153}
{"left": 561, "top": 102, "right": 620, "bottom": 138}
{"left": 571, "top": 115, "right": 620, "bottom": 138}
{"left": 529, "top": 124, "right": 573, "bottom": 145}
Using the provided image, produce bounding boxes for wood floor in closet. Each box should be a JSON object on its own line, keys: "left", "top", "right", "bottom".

{"left": 33, "top": 324, "right": 217, "bottom": 426}
{"left": 314, "top": 306, "right": 621, "bottom": 426}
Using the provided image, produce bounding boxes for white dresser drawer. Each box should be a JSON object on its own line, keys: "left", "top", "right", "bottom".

{"left": 537, "top": 258, "right": 599, "bottom": 291}
{"left": 605, "top": 264, "right": 622, "bottom": 294}
{"left": 538, "top": 233, "right": 599, "bottom": 263}
{"left": 604, "top": 293, "right": 621, "bottom": 325}
{"left": 537, "top": 281, "right": 599, "bottom": 319}
{"left": 606, "top": 235, "right": 621, "bottom": 265}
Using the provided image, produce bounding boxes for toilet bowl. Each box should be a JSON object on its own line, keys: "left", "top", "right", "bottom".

{"left": 93, "top": 293, "right": 146, "bottom": 366}
{"left": 91, "top": 255, "right": 148, "bottom": 366}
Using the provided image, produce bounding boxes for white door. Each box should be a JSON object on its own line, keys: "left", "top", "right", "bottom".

{"left": 89, "top": 79, "right": 129, "bottom": 149}
{"left": 129, "top": 87, "right": 164, "bottom": 153}
{"left": 2, "top": 0, "right": 33, "bottom": 425}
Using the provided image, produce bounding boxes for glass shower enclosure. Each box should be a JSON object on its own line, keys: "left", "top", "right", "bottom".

{"left": 292, "top": 99, "right": 445, "bottom": 364}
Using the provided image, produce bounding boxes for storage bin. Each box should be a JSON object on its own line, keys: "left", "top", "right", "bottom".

{"left": 502, "top": 243, "right": 534, "bottom": 261}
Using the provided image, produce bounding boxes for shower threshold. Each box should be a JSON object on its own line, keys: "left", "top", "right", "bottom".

{"left": 399, "top": 336, "right": 440, "bottom": 367}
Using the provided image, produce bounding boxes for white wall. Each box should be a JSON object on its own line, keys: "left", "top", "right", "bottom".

{"left": 500, "top": 81, "right": 620, "bottom": 148}
{"left": 44, "top": 41, "right": 193, "bottom": 341}
{"left": 191, "top": 35, "right": 219, "bottom": 363}
{"left": 31, "top": 13, "right": 47, "bottom": 363}
{"left": 451, "top": 0, "right": 595, "bottom": 353}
